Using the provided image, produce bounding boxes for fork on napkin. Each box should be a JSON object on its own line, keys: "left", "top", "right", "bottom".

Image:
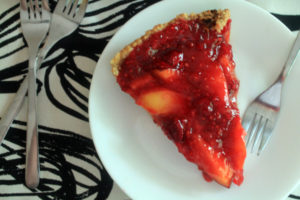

{"left": 1, "top": 0, "right": 88, "bottom": 189}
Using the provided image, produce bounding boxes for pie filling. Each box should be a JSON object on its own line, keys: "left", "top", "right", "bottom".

{"left": 115, "top": 12, "right": 246, "bottom": 187}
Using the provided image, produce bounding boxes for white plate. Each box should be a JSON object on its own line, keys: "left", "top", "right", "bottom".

{"left": 89, "top": 0, "right": 300, "bottom": 199}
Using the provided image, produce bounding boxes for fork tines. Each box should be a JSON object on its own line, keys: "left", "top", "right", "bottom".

{"left": 21, "top": 0, "right": 50, "bottom": 20}
{"left": 243, "top": 108, "right": 276, "bottom": 156}
{"left": 54, "top": 0, "right": 88, "bottom": 21}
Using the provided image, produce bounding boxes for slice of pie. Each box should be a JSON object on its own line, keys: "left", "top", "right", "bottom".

{"left": 111, "top": 9, "right": 246, "bottom": 188}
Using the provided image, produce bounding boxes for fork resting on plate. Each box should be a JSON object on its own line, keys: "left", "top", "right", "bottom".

{"left": 242, "top": 31, "right": 300, "bottom": 155}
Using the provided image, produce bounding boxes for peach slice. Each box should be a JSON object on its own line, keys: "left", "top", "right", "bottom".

{"left": 136, "top": 89, "right": 183, "bottom": 115}
{"left": 153, "top": 69, "right": 180, "bottom": 81}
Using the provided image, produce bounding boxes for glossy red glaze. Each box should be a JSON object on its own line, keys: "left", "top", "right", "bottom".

{"left": 117, "top": 18, "right": 246, "bottom": 187}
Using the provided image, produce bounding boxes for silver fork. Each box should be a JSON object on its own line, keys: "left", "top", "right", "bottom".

{"left": 242, "top": 31, "right": 300, "bottom": 156}
{"left": 25, "top": 0, "right": 88, "bottom": 189}
{"left": 0, "top": 0, "right": 88, "bottom": 188}
{"left": 20, "top": 0, "right": 51, "bottom": 189}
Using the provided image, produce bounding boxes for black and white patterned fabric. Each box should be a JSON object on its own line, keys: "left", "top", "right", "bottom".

{"left": 0, "top": 0, "right": 299, "bottom": 199}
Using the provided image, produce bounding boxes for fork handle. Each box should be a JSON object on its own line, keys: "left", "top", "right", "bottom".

{"left": 25, "top": 65, "right": 39, "bottom": 189}
{"left": 0, "top": 55, "right": 44, "bottom": 147}
{"left": 280, "top": 31, "right": 300, "bottom": 82}
{"left": 0, "top": 78, "right": 28, "bottom": 144}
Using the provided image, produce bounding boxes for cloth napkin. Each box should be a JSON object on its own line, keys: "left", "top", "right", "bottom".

{"left": 0, "top": 0, "right": 299, "bottom": 199}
